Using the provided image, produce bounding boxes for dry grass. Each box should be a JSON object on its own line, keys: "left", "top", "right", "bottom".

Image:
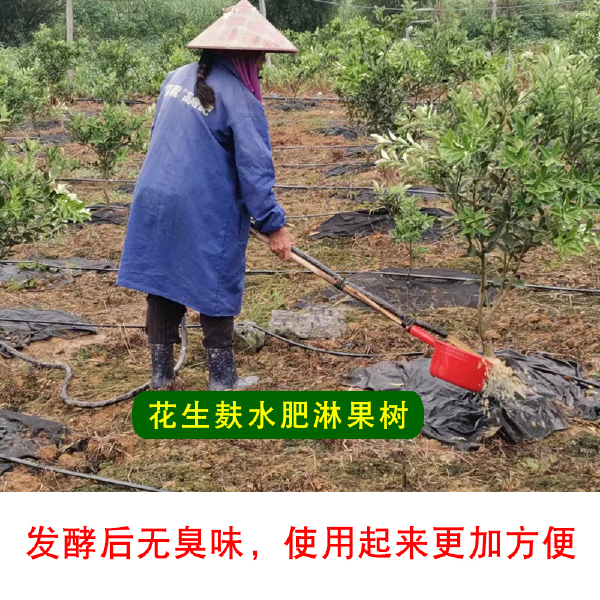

{"left": 1, "top": 92, "right": 599, "bottom": 492}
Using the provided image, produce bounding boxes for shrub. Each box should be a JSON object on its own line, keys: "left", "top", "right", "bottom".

{"left": 570, "top": 1, "right": 600, "bottom": 72}
{"left": 73, "top": 0, "right": 229, "bottom": 40}
{"left": 32, "top": 25, "right": 80, "bottom": 100}
{"left": 373, "top": 182, "right": 434, "bottom": 276}
{"left": 479, "top": 16, "right": 520, "bottom": 54}
{"left": 70, "top": 103, "right": 150, "bottom": 206}
{"left": 414, "top": 20, "right": 488, "bottom": 99}
{"left": 0, "top": 65, "right": 49, "bottom": 130}
{"left": 0, "top": 139, "right": 90, "bottom": 259}
{"left": 335, "top": 11, "right": 487, "bottom": 133}
{"left": 263, "top": 31, "right": 325, "bottom": 96}
{"left": 375, "top": 46, "right": 600, "bottom": 355}
{"left": 334, "top": 9, "right": 417, "bottom": 133}
{"left": 0, "top": 105, "right": 14, "bottom": 138}
{"left": 95, "top": 39, "right": 141, "bottom": 81}
{"left": 251, "top": 0, "right": 337, "bottom": 32}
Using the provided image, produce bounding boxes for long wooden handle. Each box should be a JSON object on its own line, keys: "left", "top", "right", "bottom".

{"left": 251, "top": 229, "right": 478, "bottom": 354}
{"left": 251, "top": 229, "right": 406, "bottom": 327}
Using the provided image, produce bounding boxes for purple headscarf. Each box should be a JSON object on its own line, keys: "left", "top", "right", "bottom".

{"left": 221, "top": 51, "right": 264, "bottom": 102}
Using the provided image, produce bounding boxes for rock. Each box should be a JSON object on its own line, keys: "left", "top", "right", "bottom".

{"left": 269, "top": 307, "right": 346, "bottom": 340}
{"left": 234, "top": 321, "right": 265, "bottom": 355}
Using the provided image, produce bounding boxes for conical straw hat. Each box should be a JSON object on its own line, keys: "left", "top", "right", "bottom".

{"left": 187, "top": 0, "right": 298, "bottom": 53}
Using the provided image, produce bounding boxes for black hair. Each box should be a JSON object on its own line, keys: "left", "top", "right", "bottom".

{"left": 195, "top": 51, "right": 216, "bottom": 109}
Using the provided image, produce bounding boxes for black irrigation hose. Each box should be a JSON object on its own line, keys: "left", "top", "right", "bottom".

{"left": 56, "top": 177, "right": 376, "bottom": 192}
{"left": 522, "top": 365, "right": 600, "bottom": 389}
{"left": 286, "top": 212, "right": 343, "bottom": 219}
{"left": 0, "top": 318, "right": 141, "bottom": 329}
{"left": 280, "top": 162, "right": 369, "bottom": 168}
{"left": 0, "top": 455, "right": 170, "bottom": 492}
{"left": 0, "top": 318, "right": 187, "bottom": 408}
{"left": 2, "top": 319, "right": 599, "bottom": 389}
{"left": 3, "top": 261, "right": 600, "bottom": 294}
{"left": 1, "top": 260, "right": 119, "bottom": 272}
{"left": 73, "top": 96, "right": 342, "bottom": 105}
{"left": 73, "top": 97, "right": 152, "bottom": 105}
{"left": 264, "top": 95, "right": 342, "bottom": 102}
{"left": 246, "top": 269, "right": 600, "bottom": 295}
{"left": 250, "top": 324, "right": 424, "bottom": 359}
{"left": 277, "top": 183, "right": 374, "bottom": 191}
{"left": 273, "top": 144, "right": 374, "bottom": 150}
{"left": 246, "top": 270, "right": 600, "bottom": 295}
{"left": 3, "top": 260, "right": 600, "bottom": 295}
{"left": 58, "top": 177, "right": 134, "bottom": 184}
{"left": 0, "top": 318, "right": 406, "bottom": 359}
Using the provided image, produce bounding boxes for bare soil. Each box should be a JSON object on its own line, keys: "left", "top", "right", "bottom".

{"left": 1, "top": 91, "right": 599, "bottom": 492}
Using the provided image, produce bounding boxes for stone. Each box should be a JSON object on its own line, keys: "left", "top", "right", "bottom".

{"left": 269, "top": 307, "right": 346, "bottom": 340}
{"left": 234, "top": 321, "right": 265, "bottom": 355}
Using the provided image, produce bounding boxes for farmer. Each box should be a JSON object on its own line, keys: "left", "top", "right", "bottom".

{"left": 117, "top": 0, "right": 297, "bottom": 390}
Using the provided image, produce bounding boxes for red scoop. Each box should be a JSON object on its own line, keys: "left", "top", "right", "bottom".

{"left": 409, "top": 326, "right": 491, "bottom": 393}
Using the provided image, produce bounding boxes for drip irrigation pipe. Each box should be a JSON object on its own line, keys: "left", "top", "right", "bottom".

{"left": 521, "top": 365, "right": 600, "bottom": 389}
{"left": 57, "top": 177, "right": 379, "bottom": 192}
{"left": 1, "top": 260, "right": 119, "bottom": 272}
{"left": 0, "top": 318, "right": 187, "bottom": 408}
{"left": 0, "top": 455, "right": 169, "bottom": 492}
{"left": 3, "top": 260, "right": 600, "bottom": 294}
{"left": 3, "top": 261, "right": 600, "bottom": 294}
{"left": 0, "top": 318, "right": 410, "bottom": 359}
{"left": 249, "top": 324, "right": 424, "bottom": 358}
{"left": 277, "top": 184, "right": 374, "bottom": 191}
{"left": 73, "top": 98, "right": 152, "bottom": 105}
{"left": 264, "top": 95, "right": 341, "bottom": 102}
{"left": 73, "top": 96, "right": 343, "bottom": 105}
{"left": 272, "top": 144, "right": 374, "bottom": 150}
{"left": 58, "top": 177, "right": 134, "bottom": 184}
{"left": 280, "top": 162, "right": 369, "bottom": 168}
{"left": 2, "top": 319, "right": 599, "bottom": 390}
{"left": 245, "top": 269, "right": 600, "bottom": 295}
{"left": 302, "top": 0, "right": 582, "bottom": 11}
{"left": 287, "top": 212, "right": 345, "bottom": 219}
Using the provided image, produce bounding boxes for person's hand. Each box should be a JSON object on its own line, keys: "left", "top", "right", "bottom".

{"left": 269, "top": 227, "right": 293, "bottom": 261}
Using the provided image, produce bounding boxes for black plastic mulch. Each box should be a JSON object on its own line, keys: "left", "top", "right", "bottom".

{"left": 0, "top": 411, "right": 69, "bottom": 475}
{"left": 344, "top": 350, "right": 600, "bottom": 449}
{"left": 273, "top": 99, "right": 318, "bottom": 111}
{"left": 0, "top": 309, "right": 97, "bottom": 349}
{"left": 308, "top": 267, "right": 493, "bottom": 313}
{"left": 84, "top": 202, "right": 131, "bottom": 226}
{"left": 324, "top": 162, "right": 375, "bottom": 178}
{"left": 318, "top": 125, "right": 361, "bottom": 140}
{"left": 311, "top": 207, "right": 452, "bottom": 239}
{"left": 12, "top": 120, "right": 63, "bottom": 132}
{"left": 115, "top": 183, "right": 136, "bottom": 195}
{"left": 5, "top": 132, "right": 71, "bottom": 145}
{"left": 345, "top": 145, "right": 375, "bottom": 157}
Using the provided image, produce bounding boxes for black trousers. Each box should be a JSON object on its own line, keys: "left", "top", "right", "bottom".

{"left": 145, "top": 294, "right": 234, "bottom": 348}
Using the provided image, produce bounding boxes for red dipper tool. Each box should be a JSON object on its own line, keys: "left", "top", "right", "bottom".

{"left": 251, "top": 228, "right": 491, "bottom": 392}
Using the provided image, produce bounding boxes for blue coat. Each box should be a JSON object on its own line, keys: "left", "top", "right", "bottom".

{"left": 117, "top": 57, "right": 286, "bottom": 316}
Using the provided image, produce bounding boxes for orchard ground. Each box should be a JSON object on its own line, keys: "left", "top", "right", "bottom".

{"left": 1, "top": 92, "right": 599, "bottom": 492}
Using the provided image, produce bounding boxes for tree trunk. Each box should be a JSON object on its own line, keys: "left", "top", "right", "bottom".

{"left": 103, "top": 181, "right": 111, "bottom": 208}
{"left": 477, "top": 253, "right": 494, "bottom": 356}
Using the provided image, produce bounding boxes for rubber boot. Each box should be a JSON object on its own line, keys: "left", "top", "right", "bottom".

{"left": 206, "top": 347, "right": 259, "bottom": 391}
{"left": 151, "top": 343, "right": 175, "bottom": 390}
